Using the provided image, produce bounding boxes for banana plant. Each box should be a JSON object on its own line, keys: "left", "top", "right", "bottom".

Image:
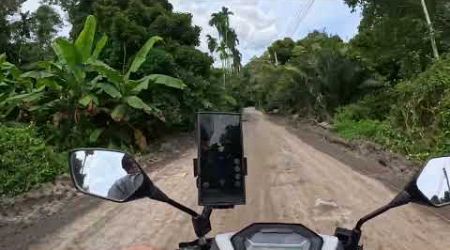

{"left": 87, "top": 35, "right": 186, "bottom": 123}
{"left": 49, "top": 15, "right": 185, "bottom": 121}
{"left": 0, "top": 54, "right": 43, "bottom": 120}
{"left": 12, "top": 15, "right": 185, "bottom": 149}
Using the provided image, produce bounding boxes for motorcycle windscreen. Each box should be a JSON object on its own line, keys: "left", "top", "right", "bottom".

{"left": 197, "top": 113, "right": 245, "bottom": 206}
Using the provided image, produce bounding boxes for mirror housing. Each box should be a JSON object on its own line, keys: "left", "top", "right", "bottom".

{"left": 68, "top": 148, "right": 168, "bottom": 203}
{"left": 68, "top": 148, "right": 200, "bottom": 219}
{"left": 415, "top": 157, "right": 450, "bottom": 207}
{"left": 340, "top": 156, "right": 450, "bottom": 250}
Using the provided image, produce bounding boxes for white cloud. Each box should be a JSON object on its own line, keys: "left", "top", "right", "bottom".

{"left": 22, "top": 0, "right": 361, "bottom": 65}
{"left": 21, "top": 0, "right": 39, "bottom": 12}
{"left": 170, "top": 0, "right": 361, "bottom": 65}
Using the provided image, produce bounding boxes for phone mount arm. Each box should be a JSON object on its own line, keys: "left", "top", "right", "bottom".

{"left": 192, "top": 206, "right": 213, "bottom": 238}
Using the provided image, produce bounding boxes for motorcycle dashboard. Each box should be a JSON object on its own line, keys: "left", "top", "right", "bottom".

{"left": 231, "top": 223, "right": 323, "bottom": 250}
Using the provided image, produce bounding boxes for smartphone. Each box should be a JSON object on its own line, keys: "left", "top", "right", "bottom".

{"left": 195, "top": 112, "right": 246, "bottom": 207}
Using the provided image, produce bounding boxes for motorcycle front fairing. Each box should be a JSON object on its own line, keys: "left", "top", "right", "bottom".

{"left": 212, "top": 223, "right": 343, "bottom": 250}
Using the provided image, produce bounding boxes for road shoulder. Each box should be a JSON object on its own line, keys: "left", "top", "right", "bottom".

{"left": 0, "top": 133, "right": 195, "bottom": 250}
{"left": 268, "top": 115, "right": 450, "bottom": 219}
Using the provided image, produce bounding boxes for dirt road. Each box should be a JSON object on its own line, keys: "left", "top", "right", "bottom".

{"left": 22, "top": 109, "right": 450, "bottom": 249}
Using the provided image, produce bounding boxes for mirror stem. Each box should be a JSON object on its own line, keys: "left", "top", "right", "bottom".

{"left": 148, "top": 185, "right": 199, "bottom": 217}
{"left": 355, "top": 191, "right": 411, "bottom": 231}
{"left": 166, "top": 198, "right": 199, "bottom": 218}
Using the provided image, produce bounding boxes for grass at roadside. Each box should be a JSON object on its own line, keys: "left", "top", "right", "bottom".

{"left": 333, "top": 116, "right": 443, "bottom": 163}
{"left": 333, "top": 56, "right": 450, "bottom": 163}
{"left": 0, "top": 124, "right": 66, "bottom": 197}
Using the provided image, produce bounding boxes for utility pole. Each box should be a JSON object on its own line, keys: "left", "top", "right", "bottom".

{"left": 274, "top": 51, "right": 279, "bottom": 66}
{"left": 420, "top": 0, "right": 440, "bottom": 60}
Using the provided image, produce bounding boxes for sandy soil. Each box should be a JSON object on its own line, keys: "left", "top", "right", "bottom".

{"left": 5, "top": 109, "right": 450, "bottom": 250}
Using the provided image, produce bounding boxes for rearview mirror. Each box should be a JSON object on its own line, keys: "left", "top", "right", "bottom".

{"left": 69, "top": 149, "right": 146, "bottom": 202}
{"left": 416, "top": 157, "right": 450, "bottom": 207}
{"left": 68, "top": 149, "right": 202, "bottom": 221}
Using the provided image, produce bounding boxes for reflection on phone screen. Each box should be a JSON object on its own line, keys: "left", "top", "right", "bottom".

{"left": 198, "top": 113, "right": 245, "bottom": 205}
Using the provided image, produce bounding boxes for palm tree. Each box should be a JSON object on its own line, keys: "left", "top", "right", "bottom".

{"left": 220, "top": 7, "right": 234, "bottom": 49}
{"left": 232, "top": 49, "right": 242, "bottom": 73}
{"left": 209, "top": 12, "right": 226, "bottom": 39}
{"left": 209, "top": 7, "right": 241, "bottom": 81}
{"left": 206, "top": 34, "right": 217, "bottom": 56}
{"left": 226, "top": 29, "right": 241, "bottom": 72}
{"left": 226, "top": 29, "right": 239, "bottom": 51}
{"left": 217, "top": 41, "right": 229, "bottom": 85}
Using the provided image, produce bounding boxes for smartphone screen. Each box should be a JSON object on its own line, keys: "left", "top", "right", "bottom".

{"left": 197, "top": 112, "right": 246, "bottom": 206}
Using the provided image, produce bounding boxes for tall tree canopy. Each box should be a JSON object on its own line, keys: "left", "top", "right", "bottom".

{"left": 345, "top": 0, "right": 450, "bottom": 83}
{"left": 236, "top": 31, "right": 375, "bottom": 120}
{"left": 207, "top": 6, "right": 241, "bottom": 73}
{"left": 268, "top": 38, "right": 295, "bottom": 65}
{"left": 44, "top": 0, "right": 237, "bottom": 127}
{"left": 0, "top": 0, "right": 26, "bottom": 59}
{"left": 0, "top": 2, "right": 62, "bottom": 64}
{"left": 47, "top": 0, "right": 203, "bottom": 71}
{"left": 31, "top": 5, "right": 63, "bottom": 51}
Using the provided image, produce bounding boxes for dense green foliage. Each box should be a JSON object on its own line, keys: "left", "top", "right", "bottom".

{"left": 330, "top": 0, "right": 450, "bottom": 162}
{"left": 235, "top": 0, "right": 450, "bottom": 163}
{"left": 335, "top": 56, "right": 450, "bottom": 161}
{"left": 1, "top": 0, "right": 450, "bottom": 195}
{"left": 1, "top": 2, "right": 63, "bottom": 64}
{"left": 0, "top": 124, "right": 64, "bottom": 196}
{"left": 72, "top": 0, "right": 237, "bottom": 127}
{"left": 1, "top": 16, "right": 187, "bottom": 151}
{"left": 345, "top": 0, "right": 450, "bottom": 82}
{"left": 236, "top": 31, "right": 378, "bottom": 120}
{"left": 0, "top": 1, "right": 238, "bottom": 196}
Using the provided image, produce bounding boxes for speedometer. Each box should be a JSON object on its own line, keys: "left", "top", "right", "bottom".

{"left": 231, "top": 223, "right": 323, "bottom": 250}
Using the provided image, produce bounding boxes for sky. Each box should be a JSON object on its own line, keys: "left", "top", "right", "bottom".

{"left": 22, "top": 0, "right": 361, "bottom": 65}
{"left": 75, "top": 150, "right": 127, "bottom": 196}
{"left": 170, "top": 0, "right": 361, "bottom": 63}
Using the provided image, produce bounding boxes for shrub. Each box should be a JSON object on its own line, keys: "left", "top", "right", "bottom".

{"left": 390, "top": 55, "right": 450, "bottom": 136}
{"left": 0, "top": 124, "right": 65, "bottom": 197}
{"left": 334, "top": 55, "right": 450, "bottom": 162}
{"left": 334, "top": 118, "right": 386, "bottom": 140}
{"left": 333, "top": 117, "right": 417, "bottom": 158}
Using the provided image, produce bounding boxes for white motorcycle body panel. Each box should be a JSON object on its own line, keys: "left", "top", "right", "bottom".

{"left": 215, "top": 233, "right": 235, "bottom": 250}
{"left": 319, "top": 235, "right": 340, "bottom": 250}
{"left": 214, "top": 232, "right": 340, "bottom": 250}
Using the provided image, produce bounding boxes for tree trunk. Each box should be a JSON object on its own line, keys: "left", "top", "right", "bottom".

{"left": 420, "top": 0, "right": 440, "bottom": 60}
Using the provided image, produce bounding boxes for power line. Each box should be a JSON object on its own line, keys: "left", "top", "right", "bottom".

{"left": 289, "top": 0, "right": 315, "bottom": 37}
